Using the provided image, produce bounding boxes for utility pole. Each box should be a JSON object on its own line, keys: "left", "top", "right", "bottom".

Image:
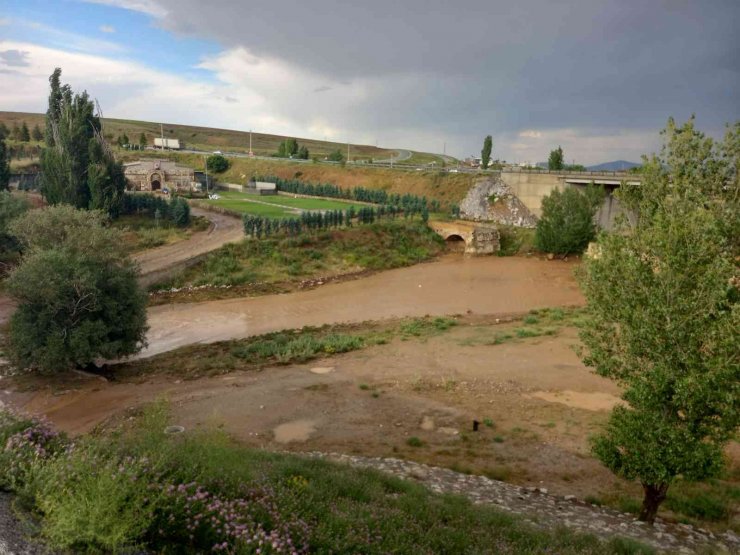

{"left": 160, "top": 123, "right": 164, "bottom": 151}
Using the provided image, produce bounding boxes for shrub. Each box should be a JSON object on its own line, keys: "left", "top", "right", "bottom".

{"left": 206, "top": 154, "right": 229, "bottom": 173}
{"left": 169, "top": 197, "right": 190, "bottom": 227}
{"left": 534, "top": 185, "right": 604, "bottom": 255}
{"left": 33, "top": 447, "right": 160, "bottom": 552}
{"left": 5, "top": 206, "right": 148, "bottom": 372}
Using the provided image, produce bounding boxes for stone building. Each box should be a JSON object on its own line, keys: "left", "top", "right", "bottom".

{"left": 123, "top": 160, "right": 200, "bottom": 192}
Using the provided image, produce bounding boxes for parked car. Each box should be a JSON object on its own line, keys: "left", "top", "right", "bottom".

{"left": 208, "top": 193, "right": 220, "bottom": 200}
{"left": 213, "top": 150, "right": 223, "bottom": 155}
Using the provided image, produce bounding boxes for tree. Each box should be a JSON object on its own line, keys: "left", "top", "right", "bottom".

{"left": 276, "top": 138, "right": 299, "bottom": 158}
{"left": 0, "top": 122, "right": 8, "bottom": 139}
{"left": 0, "top": 135, "right": 10, "bottom": 191}
{"left": 297, "top": 145, "right": 309, "bottom": 160}
{"left": 19, "top": 122, "right": 30, "bottom": 142}
{"left": 87, "top": 138, "right": 127, "bottom": 218}
{"left": 206, "top": 154, "right": 229, "bottom": 173}
{"left": 169, "top": 197, "right": 190, "bottom": 227}
{"left": 481, "top": 135, "right": 493, "bottom": 170}
{"left": 31, "top": 124, "right": 43, "bottom": 142}
{"left": 11, "top": 123, "right": 21, "bottom": 141}
{"left": 0, "top": 191, "right": 29, "bottom": 257}
{"left": 40, "top": 68, "right": 125, "bottom": 216}
{"left": 138, "top": 132, "right": 147, "bottom": 149}
{"left": 548, "top": 146, "right": 564, "bottom": 170}
{"left": 327, "top": 149, "right": 344, "bottom": 162}
{"left": 578, "top": 117, "right": 739, "bottom": 524}
{"left": 5, "top": 206, "right": 148, "bottom": 372}
{"left": 534, "top": 184, "right": 604, "bottom": 254}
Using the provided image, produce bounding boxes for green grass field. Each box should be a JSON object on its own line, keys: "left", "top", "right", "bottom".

{"left": 204, "top": 190, "right": 364, "bottom": 218}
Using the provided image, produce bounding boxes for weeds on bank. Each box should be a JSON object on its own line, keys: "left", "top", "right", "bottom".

{"left": 590, "top": 476, "right": 740, "bottom": 533}
{"left": 0, "top": 403, "right": 654, "bottom": 554}
{"left": 116, "top": 316, "right": 458, "bottom": 380}
{"left": 153, "top": 220, "right": 444, "bottom": 295}
{"left": 459, "top": 307, "right": 586, "bottom": 347}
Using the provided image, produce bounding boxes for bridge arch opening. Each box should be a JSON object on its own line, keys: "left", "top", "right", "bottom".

{"left": 445, "top": 234, "right": 466, "bottom": 253}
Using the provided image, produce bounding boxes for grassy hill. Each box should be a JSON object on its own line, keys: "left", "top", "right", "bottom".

{"left": 0, "top": 111, "right": 451, "bottom": 163}
{"left": 122, "top": 149, "right": 476, "bottom": 208}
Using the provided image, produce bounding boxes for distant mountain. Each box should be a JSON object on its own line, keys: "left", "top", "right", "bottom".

{"left": 586, "top": 160, "right": 640, "bottom": 172}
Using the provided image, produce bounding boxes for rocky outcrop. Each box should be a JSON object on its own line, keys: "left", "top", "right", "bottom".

{"left": 460, "top": 176, "right": 538, "bottom": 228}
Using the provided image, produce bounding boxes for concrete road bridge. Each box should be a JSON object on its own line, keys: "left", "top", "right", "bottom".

{"left": 430, "top": 220, "right": 500, "bottom": 255}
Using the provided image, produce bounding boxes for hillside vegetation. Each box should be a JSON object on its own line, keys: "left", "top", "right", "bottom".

{"left": 152, "top": 220, "right": 444, "bottom": 302}
{"left": 0, "top": 111, "right": 441, "bottom": 162}
{"left": 125, "top": 150, "right": 474, "bottom": 207}
{"left": 0, "top": 403, "right": 651, "bottom": 554}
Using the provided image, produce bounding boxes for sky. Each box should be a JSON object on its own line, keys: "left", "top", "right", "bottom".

{"left": 0, "top": 0, "right": 738, "bottom": 164}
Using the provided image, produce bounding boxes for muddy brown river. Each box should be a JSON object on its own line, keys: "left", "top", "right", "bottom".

{"left": 143, "top": 255, "right": 583, "bottom": 357}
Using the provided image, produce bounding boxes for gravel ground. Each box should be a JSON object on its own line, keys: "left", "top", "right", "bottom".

{"left": 0, "top": 493, "right": 48, "bottom": 555}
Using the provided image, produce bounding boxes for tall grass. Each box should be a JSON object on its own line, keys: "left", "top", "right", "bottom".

{"left": 0, "top": 403, "right": 654, "bottom": 554}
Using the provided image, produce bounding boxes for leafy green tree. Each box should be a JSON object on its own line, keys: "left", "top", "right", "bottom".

{"left": 481, "top": 135, "right": 493, "bottom": 170}
{"left": 564, "top": 163, "right": 586, "bottom": 172}
{"left": 548, "top": 146, "right": 564, "bottom": 170}
{"left": 11, "top": 123, "right": 21, "bottom": 141}
{"left": 138, "top": 132, "right": 147, "bottom": 149}
{"left": 87, "top": 139, "right": 127, "bottom": 218}
{"left": 276, "top": 138, "right": 299, "bottom": 158}
{"left": 169, "top": 197, "right": 190, "bottom": 227}
{"left": 19, "top": 122, "right": 30, "bottom": 142}
{"left": 0, "top": 122, "right": 8, "bottom": 139}
{"left": 327, "top": 149, "right": 344, "bottom": 162}
{"left": 206, "top": 154, "right": 229, "bottom": 173}
{"left": 298, "top": 145, "right": 309, "bottom": 160}
{"left": 578, "top": 117, "right": 739, "bottom": 523}
{"left": 534, "top": 184, "right": 604, "bottom": 254}
{"left": 45, "top": 68, "right": 71, "bottom": 145}
{"left": 0, "top": 191, "right": 29, "bottom": 257}
{"left": 31, "top": 124, "right": 43, "bottom": 141}
{"left": 40, "top": 68, "right": 124, "bottom": 216}
{"left": 0, "top": 135, "right": 10, "bottom": 191}
{"left": 5, "top": 206, "right": 148, "bottom": 372}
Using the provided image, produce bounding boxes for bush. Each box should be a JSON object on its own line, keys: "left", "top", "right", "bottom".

{"left": 5, "top": 206, "right": 148, "bottom": 372}
{"left": 534, "top": 185, "right": 604, "bottom": 255}
{"left": 206, "top": 154, "right": 229, "bottom": 173}
{"left": 169, "top": 197, "right": 190, "bottom": 227}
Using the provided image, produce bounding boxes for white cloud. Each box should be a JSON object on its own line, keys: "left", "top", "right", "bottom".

{"left": 81, "top": 0, "right": 167, "bottom": 18}
{"left": 99, "top": 25, "right": 116, "bottom": 33}
{"left": 21, "top": 20, "right": 125, "bottom": 53}
{"left": 0, "top": 39, "right": 663, "bottom": 164}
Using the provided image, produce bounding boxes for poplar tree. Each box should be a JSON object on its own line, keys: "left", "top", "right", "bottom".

{"left": 481, "top": 135, "right": 492, "bottom": 169}
{"left": 578, "top": 118, "right": 739, "bottom": 523}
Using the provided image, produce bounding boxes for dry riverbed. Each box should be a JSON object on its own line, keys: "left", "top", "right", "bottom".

{"left": 5, "top": 312, "right": 738, "bottom": 535}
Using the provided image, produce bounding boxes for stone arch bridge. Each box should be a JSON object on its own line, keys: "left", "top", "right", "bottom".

{"left": 430, "top": 221, "right": 500, "bottom": 255}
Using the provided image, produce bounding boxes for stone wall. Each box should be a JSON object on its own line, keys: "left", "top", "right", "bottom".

{"left": 124, "top": 160, "right": 197, "bottom": 192}
{"left": 459, "top": 176, "right": 538, "bottom": 228}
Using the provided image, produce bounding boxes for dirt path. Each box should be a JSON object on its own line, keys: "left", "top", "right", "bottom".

{"left": 133, "top": 207, "right": 243, "bottom": 286}
{"left": 143, "top": 255, "right": 583, "bottom": 357}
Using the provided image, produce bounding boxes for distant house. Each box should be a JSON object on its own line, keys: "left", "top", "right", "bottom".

{"left": 246, "top": 180, "right": 277, "bottom": 195}
{"left": 153, "top": 138, "right": 181, "bottom": 150}
{"left": 124, "top": 159, "right": 199, "bottom": 192}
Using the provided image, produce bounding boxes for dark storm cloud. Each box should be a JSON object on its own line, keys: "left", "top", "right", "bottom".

{"left": 152, "top": 0, "right": 738, "bottom": 135}
{"left": 96, "top": 0, "right": 738, "bottom": 159}
{"left": 0, "top": 49, "right": 30, "bottom": 67}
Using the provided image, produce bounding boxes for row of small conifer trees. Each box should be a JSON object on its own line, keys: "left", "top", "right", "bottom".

{"left": 242, "top": 204, "right": 428, "bottom": 238}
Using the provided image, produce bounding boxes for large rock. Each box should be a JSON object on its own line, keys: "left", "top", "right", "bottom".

{"left": 460, "top": 177, "right": 538, "bottom": 228}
